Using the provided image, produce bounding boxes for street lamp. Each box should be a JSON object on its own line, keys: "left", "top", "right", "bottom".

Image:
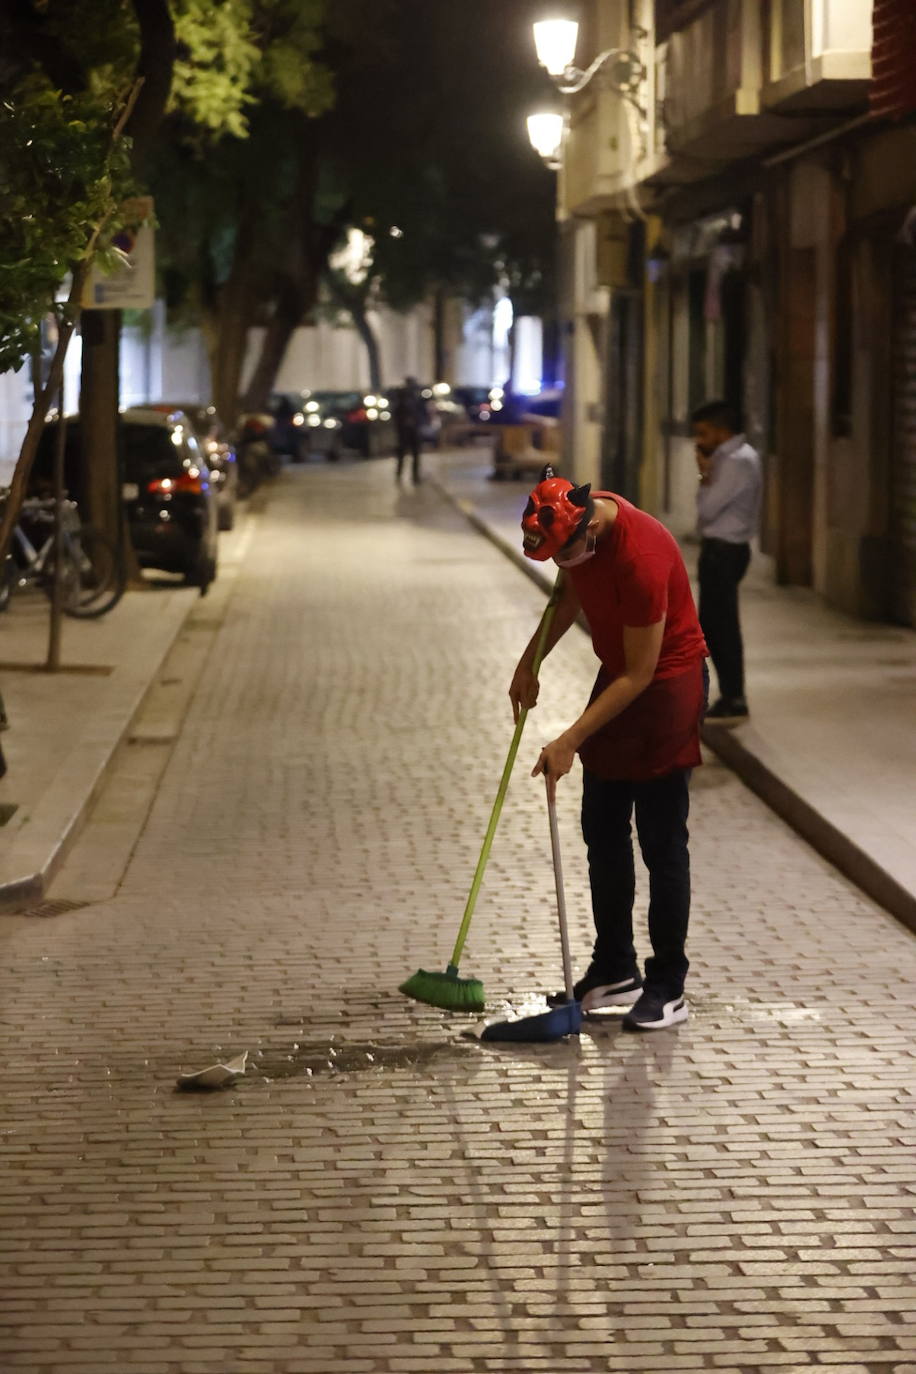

{"left": 533, "top": 19, "right": 580, "bottom": 77}
{"left": 531, "top": 14, "right": 646, "bottom": 106}
{"left": 526, "top": 111, "right": 565, "bottom": 168}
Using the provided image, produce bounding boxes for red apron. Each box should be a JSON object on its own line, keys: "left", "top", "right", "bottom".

{"left": 577, "top": 658, "right": 706, "bottom": 782}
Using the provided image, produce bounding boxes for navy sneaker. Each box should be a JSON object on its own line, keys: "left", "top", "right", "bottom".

{"left": 547, "top": 967, "right": 642, "bottom": 1011}
{"left": 705, "top": 696, "right": 748, "bottom": 724}
{"left": 622, "top": 987, "right": 688, "bottom": 1031}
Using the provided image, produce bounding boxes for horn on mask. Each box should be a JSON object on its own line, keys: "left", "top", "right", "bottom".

{"left": 568, "top": 483, "right": 591, "bottom": 508}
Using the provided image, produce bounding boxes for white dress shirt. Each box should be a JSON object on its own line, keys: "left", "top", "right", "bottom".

{"left": 696, "top": 433, "right": 761, "bottom": 544}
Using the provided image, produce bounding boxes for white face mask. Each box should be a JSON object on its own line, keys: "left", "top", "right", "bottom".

{"left": 555, "top": 532, "right": 596, "bottom": 568}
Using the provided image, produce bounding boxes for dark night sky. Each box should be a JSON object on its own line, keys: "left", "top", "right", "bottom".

{"left": 328, "top": 0, "right": 557, "bottom": 196}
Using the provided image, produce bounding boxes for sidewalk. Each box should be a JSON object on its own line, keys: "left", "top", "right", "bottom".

{"left": 0, "top": 513, "right": 254, "bottom": 909}
{"left": 432, "top": 446, "right": 916, "bottom": 934}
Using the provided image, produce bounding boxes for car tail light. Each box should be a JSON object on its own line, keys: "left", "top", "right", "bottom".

{"left": 147, "top": 472, "right": 205, "bottom": 495}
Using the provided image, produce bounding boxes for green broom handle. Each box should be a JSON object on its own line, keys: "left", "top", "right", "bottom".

{"left": 447, "top": 571, "right": 565, "bottom": 973}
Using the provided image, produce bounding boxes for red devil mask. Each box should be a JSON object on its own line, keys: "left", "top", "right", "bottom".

{"left": 521, "top": 467, "right": 592, "bottom": 561}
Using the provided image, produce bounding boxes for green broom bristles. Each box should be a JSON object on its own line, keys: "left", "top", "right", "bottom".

{"left": 398, "top": 576, "right": 566, "bottom": 1019}
{"left": 399, "top": 966, "right": 486, "bottom": 1014}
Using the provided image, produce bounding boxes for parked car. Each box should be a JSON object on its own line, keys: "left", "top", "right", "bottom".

{"left": 121, "top": 409, "right": 219, "bottom": 590}
{"left": 33, "top": 409, "right": 219, "bottom": 590}
{"left": 428, "top": 396, "right": 468, "bottom": 446}
{"left": 298, "top": 390, "right": 394, "bottom": 458}
{"left": 266, "top": 393, "right": 309, "bottom": 462}
{"left": 269, "top": 392, "right": 347, "bottom": 461}
{"left": 134, "top": 403, "right": 238, "bottom": 530}
{"left": 453, "top": 385, "right": 492, "bottom": 422}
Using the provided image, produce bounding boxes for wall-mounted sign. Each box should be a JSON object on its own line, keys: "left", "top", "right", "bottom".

{"left": 83, "top": 197, "right": 155, "bottom": 310}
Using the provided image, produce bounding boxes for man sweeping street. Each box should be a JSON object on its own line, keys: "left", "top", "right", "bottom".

{"left": 509, "top": 469, "right": 708, "bottom": 1031}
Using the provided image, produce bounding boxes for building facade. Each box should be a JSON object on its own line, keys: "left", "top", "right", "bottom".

{"left": 555, "top": 0, "right": 916, "bottom": 626}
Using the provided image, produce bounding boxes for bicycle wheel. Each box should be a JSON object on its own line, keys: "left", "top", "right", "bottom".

{"left": 54, "top": 528, "right": 125, "bottom": 619}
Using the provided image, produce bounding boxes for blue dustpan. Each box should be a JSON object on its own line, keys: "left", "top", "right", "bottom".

{"left": 481, "top": 999, "right": 582, "bottom": 1042}
{"left": 482, "top": 771, "right": 582, "bottom": 1045}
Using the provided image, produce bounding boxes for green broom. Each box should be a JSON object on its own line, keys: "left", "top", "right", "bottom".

{"left": 400, "top": 572, "right": 564, "bottom": 1013}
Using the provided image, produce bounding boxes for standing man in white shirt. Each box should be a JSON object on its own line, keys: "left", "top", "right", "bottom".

{"left": 691, "top": 401, "right": 762, "bottom": 723}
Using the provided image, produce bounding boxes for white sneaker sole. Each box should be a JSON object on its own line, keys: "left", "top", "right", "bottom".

{"left": 623, "top": 998, "right": 689, "bottom": 1031}
{"left": 581, "top": 983, "right": 642, "bottom": 1012}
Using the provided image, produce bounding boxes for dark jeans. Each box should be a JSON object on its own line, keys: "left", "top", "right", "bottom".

{"left": 396, "top": 429, "right": 421, "bottom": 483}
{"left": 581, "top": 767, "right": 692, "bottom": 998}
{"left": 698, "top": 537, "right": 751, "bottom": 701}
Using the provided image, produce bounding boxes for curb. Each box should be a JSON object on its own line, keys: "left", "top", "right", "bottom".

{"left": 699, "top": 722, "right": 916, "bottom": 937}
{"left": 0, "top": 501, "right": 258, "bottom": 914}
{"left": 0, "top": 588, "right": 198, "bottom": 913}
{"left": 432, "top": 476, "right": 916, "bottom": 939}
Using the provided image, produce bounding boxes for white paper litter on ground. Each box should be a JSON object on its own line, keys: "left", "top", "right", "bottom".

{"left": 175, "top": 1050, "right": 248, "bottom": 1090}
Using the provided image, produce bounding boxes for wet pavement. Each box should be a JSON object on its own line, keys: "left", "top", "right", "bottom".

{"left": 0, "top": 459, "right": 914, "bottom": 1373}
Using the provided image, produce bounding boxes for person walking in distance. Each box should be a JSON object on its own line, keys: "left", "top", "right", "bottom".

{"left": 509, "top": 468, "right": 709, "bottom": 1031}
{"left": 691, "top": 400, "right": 761, "bottom": 724}
{"left": 393, "top": 376, "right": 427, "bottom": 485}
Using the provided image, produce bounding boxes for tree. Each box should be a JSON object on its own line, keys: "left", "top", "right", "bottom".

{"left": 0, "top": 0, "right": 144, "bottom": 568}
{"left": 151, "top": 0, "right": 335, "bottom": 421}
{"left": 0, "top": 0, "right": 332, "bottom": 569}
{"left": 310, "top": 0, "right": 557, "bottom": 387}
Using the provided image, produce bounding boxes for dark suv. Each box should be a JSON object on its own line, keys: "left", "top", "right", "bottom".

{"left": 121, "top": 409, "right": 219, "bottom": 589}
{"left": 35, "top": 410, "right": 219, "bottom": 591}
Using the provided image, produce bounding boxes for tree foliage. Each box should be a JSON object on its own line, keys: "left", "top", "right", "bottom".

{"left": 314, "top": 0, "right": 557, "bottom": 342}
{"left": 0, "top": 76, "right": 134, "bottom": 372}
{"left": 0, "top": 0, "right": 326, "bottom": 381}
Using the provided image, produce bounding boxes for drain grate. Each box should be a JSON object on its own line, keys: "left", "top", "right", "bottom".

{"left": 15, "top": 897, "right": 90, "bottom": 919}
{"left": 0, "top": 802, "right": 19, "bottom": 827}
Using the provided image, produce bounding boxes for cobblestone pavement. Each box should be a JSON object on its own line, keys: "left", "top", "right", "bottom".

{"left": 1, "top": 462, "right": 915, "bottom": 1374}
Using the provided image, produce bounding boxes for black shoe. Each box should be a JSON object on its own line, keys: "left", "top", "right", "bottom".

{"left": 705, "top": 696, "right": 748, "bottom": 724}
{"left": 547, "top": 967, "right": 642, "bottom": 1011}
{"left": 622, "top": 987, "right": 688, "bottom": 1031}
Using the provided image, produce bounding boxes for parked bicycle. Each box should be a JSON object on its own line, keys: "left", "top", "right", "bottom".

{"left": 0, "top": 494, "right": 125, "bottom": 618}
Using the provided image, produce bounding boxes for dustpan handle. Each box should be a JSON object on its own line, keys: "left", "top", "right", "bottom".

{"left": 545, "top": 772, "right": 575, "bottom": 1005}
{"left": 447, "top": 572, "right": 564, "bottom": 972}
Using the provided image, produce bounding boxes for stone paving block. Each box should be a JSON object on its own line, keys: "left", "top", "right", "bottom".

{"left": 0, "top": 464, "right": 914, "bottom": 1373}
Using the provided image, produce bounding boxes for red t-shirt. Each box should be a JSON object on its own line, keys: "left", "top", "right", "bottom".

{"left": 568, "top": 492, "right": 707, "bottom": 679}
{"left": 567, "top": 493, "right": 708, "bottom": 782}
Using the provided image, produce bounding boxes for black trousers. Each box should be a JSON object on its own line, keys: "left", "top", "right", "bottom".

{"left": 581, "top": 767, "right": 692, "bottom": 998}
{"left": 395, "top": 430, "right": 421, "bottom": 483}
{"left": 698, "top": 537, "right": 751, "bottom": 701}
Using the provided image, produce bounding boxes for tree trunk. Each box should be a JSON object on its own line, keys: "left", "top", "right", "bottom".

{"left": 356, "top": 307, "right": 383, "bottom": 391}
{"left": 126, "top": 0, "right": 176, "bottom": 164}
{"left": 237, "top": 152, "right": 346, "bottom": 416}
{"left": 328, "top": 278, "right": 383, "bottom": 391}
{"left": 433, "top": 286, "right": 447, "bottom": 382}
{"left": 240, "top": 284, "right": 306, "bottom": 414}
{"left": 212, "top": 301, "right": 252, "bottom": 423}
{"left": 45, "top": 383, "right": 67, "bottom": 673}
{"left": 0, "top": 267, "right": 86, "bottom": 567}
{"left": 72, "top": 8, "right": 173, "bottom": 585}
{"left": 79, "top": 310, "right": 137, "bottom": 573}
{"left": 210, "top": 205, "right": 261, "bottom": 423}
